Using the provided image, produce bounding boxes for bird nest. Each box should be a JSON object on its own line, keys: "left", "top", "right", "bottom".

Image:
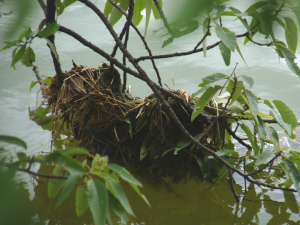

{"left": 36, "top": 62, "right": 225, "bottom": 176}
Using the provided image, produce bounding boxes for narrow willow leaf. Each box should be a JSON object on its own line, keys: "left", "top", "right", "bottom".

{"left": 0, "top": 40, "right": 22, "bottom": 52}
{"left": 191, "top": 83, "right": 211, "bottom": 99}
{"left": 283, "top": 159, "right": 300, "bottom": 196}
{"left": 76, "top": 187, "right": 89, "bottom": 216}
{"left": 202, "top": 73, "right": 228, "bottom": 82}
{"left": 45, "top": 38, "right": 60, "bottom": 63}
{"left": 11, "top": 45, "right": 26, "bottom": 68}
{"left": 21, "top": 47, "right": 35, "bottom": 67}
{"left": 219, "top": 42, "right": 231, "bottom": 66}
{"left": 284, "top": 17, "right": 298, "bottom": 53}
{"left": 241, "top": 123, "right": 259, "bottom": 155}
{"left": 44, "top": 152, "right": 85, "bottom": 172}
{"left": 129, "top": 182, "right": 150, "bottom": 206}
{"left": 245, "top": 89, "right": 259, "bottom": 123}
{"left": 278, "top": 45, "right": 300, "bottom": 77}
{"left": 208, "top": 166, "right": 228, "bottom": 189}
{"left": 132, "top": 0, "right": 145, "bottom": 26}
{"left": 108, "top": 192, "right": 128, "bottom": 224}
{"left": 174, "top": 137, "right": 191, "bottom": 155}
{"left": 241, "top": 75, "right": 254, "bottom": 88}
{"left": 109, "top": 0, "right": 129, "bottom": 26}
{"left": 0, "top": 135, "right": 27, "bottom": 149}
{"left": 255, "top": 149, "right": 274, "bottom": 166}
{"left": 152, "top": 0, "right": 162, "bottom": 19}
{"left": 108, "top": 163, "right": 142, "bottom": 186}
{"left": 104, "top": 0, "right": 114, "bottom": 18}
{"left": 88, "top": 179, "right": 108, "bottom": 225}
{"left": 104, "top": 175, "right": 134, "bottom": 216}
{"left": 48, "top": 165, "right": 66, "bottom": 198}
{"left": 259, "top": 12, "right": 273, "bottom": 34}
{"left": 228, "top": 80, "right": 244, "bottom": 105}
{"left": 257, "top": 116, "right": 266, "bottom": 140}
{"left": 63, "top": 147, "right": 91, "bottom": 156}
{"left": 191, "top": 85, "right": 222, "bottom": 121}
{"left": 273, "top": 100, "right": 298, "bottom": 129}
{"left": 56, "top": 172, "right": 80, "bottom": 207}
{"left": 38, "top": 21, "right": 60, "bottom": 38}
{"left": 214, "top": 22, "right": 236, "bottom": 51}
{"left": 236, "top": 42, "right": 248, "bottom": 67}
{"left": 265, "top": 124, "right": 279, "bottom": 146}
{"left": 144, "top": 0, "right": 152, "bottom": 38}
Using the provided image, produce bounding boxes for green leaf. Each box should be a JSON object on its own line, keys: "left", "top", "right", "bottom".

{"left": 241, "top": 75, "right": 254, "bottom": 88}
{"left": 255, "top": 149, "right": 274, "bottom": 166}
{"left": 0, "top": 135, "right": 27, "bottom": 149}
{"left": 0, "top": 40, "right": 22, "bottom": 52}
{"left": 208, "top": 166, "right": 228, "bottom": 189}
{"left": 269, "top": 110, "right": 291, "bottom": 138}
{"left": 129, "top": 182, "right": 150, "bottom": 206}
{"left": 191, "top": 85, "right": 222, "bottom": 121}
{"left": 107, "top": 163, "right": 142, "bottom": 186}
{"left": 91, "top": 153, "right": 101, "bottom": 169}
{"left": 104, "top": 175, "right": 134, "bottom": 216}
{"left": 144, "top": 0, "right": 152, "bottom": 38}
{"left": 162, "top": 37, "right": 174, "bottom": 48}
{"left": 202, "top": 73, "right": 228, "bottom": 83}
{"left": 273, "top": 100, "right": 298, "bottom": 129}
{"left": 241, "top": 123, "right": 259, "bottom": 155}
{"left": 56, "top": 172, "right": 80, "bottom": 207}
{"left": 284, "top": 17, "right": 298, "bottom": 53}
{"left": 21, "top": 47, "right": 35, "bottom": 67}
{"left": 216, "top": 149, "right": 238, "bottom": 157}
{"left": 245, "top": 1, "right": 268, "bottom": 13}
{"left": 45, "top": 38, "right": 60, "bottom": 64}
{"left": 227, "top": 80, "right": 244, "bottom": 105}
{"left": 124, "top": 118, "right": 132, "bottom": 138}
{"left": 132, "top": 0, "right": 145, "bottom": 26}
{"left": 108, "top": 192, "right": 128, "bottom": 224}
{"left": 259, "top": 12, "right": 273, "bottom": 34}
{"left": 265, "top": 124, "right": 279, "bottom": 146}
{"left": 42, "top": 77, "right": 53, "bottom": 86}
{"left": 62, "top": 147, "right": 91, "bottom": 156}
{"left": 194, "top": 155, "right": 211, "bottom": 181}
{"left": 48, "top": 165, "right": 66, "bottom": 198}
{"left": 63, "top": 0, "right": 77, "bottom": 8}
{"left": 152, "top": 0, "right": 162, "bottom": 20}
{"left": 174, "top": 137, "right": 191, "bottom": 155}
{"left": 214, "top": 23, "right": 236, "bottom": 51}
{"left": 76, "top": 187, "right": 89, "bottom": 216}
{"left": 44, "top": 152, "right": 85, "bottom": 172}
{"left": 283, "top": 159, "right": 300, "bottom": 197}
{"left": 257, "top": 116, "right": 266, "bottom": 141}
{"left": 245, "top": 89, "right": 259, "bottom": 123}
{"left": 11, "top": 45, "right": 26, "bottom": 68}
{"left": 278, "top": 45, "right": 300, "bottom": 78}
{"left": 219, "top": 42, "right": 231, "bottom": 66}
{"left": 109, "top": 0, "right": 129, "bottom": 26}
{"left": 104, "top": 0, "right": 114, "bottom": 18}
{"left": 38, "top": 21, "right": 60, "bottom": 38}
{"left": 87, "top": 179, "right": 108, "bottom": 225}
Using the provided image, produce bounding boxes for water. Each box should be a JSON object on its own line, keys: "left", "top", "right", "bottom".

{"left": 0, "top": 0, "right": 300, "bottom": 224}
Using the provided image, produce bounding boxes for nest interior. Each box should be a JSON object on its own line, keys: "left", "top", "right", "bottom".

{"left": 41, "top": 62, "right": 226, "bottom": 178}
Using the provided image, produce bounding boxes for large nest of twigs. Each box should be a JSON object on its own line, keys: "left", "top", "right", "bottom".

{"left": 41, "top": 62, "right": 225, "bottom": 176}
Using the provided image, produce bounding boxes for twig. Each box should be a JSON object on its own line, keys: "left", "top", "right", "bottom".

{"left": 226, "top": 124, "right": 252, "bottom": 150}
{"left": 193, "top": 18, "right": 210, "bottom": 50}
{"left": 33, "top": 66, "right": 42, "bottom": 85}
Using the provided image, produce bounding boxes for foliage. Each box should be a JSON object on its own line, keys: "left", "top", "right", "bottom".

{"left": 0, "top": 135, "right": 149, "bottom": 225}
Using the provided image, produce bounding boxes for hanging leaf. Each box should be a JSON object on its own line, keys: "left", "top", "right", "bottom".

{"left": 202, "top": 73, "right": 228, "bottom": 83}
{"left": 241, "top": 75, "right": 254, "bottom": 88}
{"left": 107, "top": 164, "right": 142, "bottom": 186}
{"left": 259, "top": 12, "right": 273, "bottom": 35}
{"left": 245, "top": 89, "right": 259, "bottom": 123}
{"left": 219, "top": 42, "right": 231, "bottom": 66}
{"left": 63, "top": 0, "right": 77, "bottom": 8}
{"left": 227, "top": 80, "right": 244, "bottom": 105}
{"left": 152, "top": 0, "right": 162, "bottom": 20}
{"left": 104, "top": 175, "right": 134, "bottom": 216}
{"left": 208, "top": 165, "right": 228, "bottom": 189}
{"left": 62, "top": 147, "right": 91, "bottom": 156}
{"left": 257, "top": 116, "right": 266, "bottom": 141}
{"left": 284, "top": 17, "right": 298, "bottom": 53}
{"left": 273, "top": 100, "right": 298, "bottom": 129}
{"left": 87, "top": 179, "right": 108, "bottom": 225}
{"left": 162, "top": 37, "right": 174, "bottom": 48}
{"left": 104, "top": 0, "right": 114, "bottom": 18}
{"left": 214, "top": 22, "right": 236, "bottom": 51}
{"left": 56, "top": 172, "right": 80, "bottom": 207}
{"left": 191, "top": 85, "right": 222, "bottom": 121}
{"left": 245, "top": 2, "right": 268, "bottom": 13}
{"left": 283, "top": 159, "right": 300, "bottom": 196}
{"left": 21, "top": 47, "right": 35, "bottom": 67}
{"left": 129, "top": 182, "right": 150, "bottom": 206}
{"left": 194, "top": 155, "right": 211, "bottom": 181}
{"left": 48, "top": 165, "right": 66, "bottom": 198}
{"left": 44, "top": 152, "right": 85, "bottom": 172}
{"left": 45, "top": 38, "right": 60, "bottom": 64}
{"left": 108, "top": 192, "right": 128, "bottom": 224}
{"left": 38, "top": 21, "right": 60, "bottom": 38}
{"left": 109, "top": 0, "right": 129, "bottom": 26}
{"left": 241, "top": 123, "right": 259, "bottom": 155}
{"left": 11, "top": 45, "right": 26, "bottom": 69}
{"left": 174, "top": 137, "right": 191, "bottom": 155}
{"left": 76, "top": 187, "right": 89, "bottom": 216}
{"left": 0, "top": 40, "right": 22, "bottom": 52}
{"left": 265, "top": 124, "right": 279, "bottom": 146}
{"left": 236, "top": 42, "right": 248, "bottom": 67}
{"left": 216, "top": 149, "right": 238, "bottom": 157}
{"left": 191, "top": 83, "right": 211, "bottom": 99}
{"left": 132, "top": 0, "right": 145, "bottom": 26}
{"left": 255, "top": 149, "right": 274, "bottom": 166}
{"left": 269, "top": 110, "right": 292, "bottom": 138}
{"left": 144, "top": 0, "right": 153, "bottom": 38}
{"left": 0, "top": 135, "right": 27, "bottom": 149}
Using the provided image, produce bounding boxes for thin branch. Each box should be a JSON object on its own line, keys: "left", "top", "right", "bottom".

{"left": 193, "top": 18, "right": 210, "bottom": 50}
{"left": 18, "top": 168, "right": 67, "bottom": 180}
{"left": 108, "top": 0, "right": 162, "bottom": 86}
{"left": 226, "top": 124, "right": 252, "bottom": 151}
{"left": 37, "top": 0, "right": 47, "bottom": 17}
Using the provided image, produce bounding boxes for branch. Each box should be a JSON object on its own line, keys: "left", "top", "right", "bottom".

{"left": 46, "top": 0, "right": 64, "bottom": 86}
{"left": 108, "top": 0, "right": 162, "bottom": 86}
{"left": 18, "top": 168, "right": 67, "bottom": 180}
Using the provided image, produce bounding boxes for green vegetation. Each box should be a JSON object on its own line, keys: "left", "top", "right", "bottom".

{"left": 1, "top": 0, "right": 300, "bottom": 224}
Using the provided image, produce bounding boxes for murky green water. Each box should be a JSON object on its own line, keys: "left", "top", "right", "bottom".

{"left": 1, "top": 0, "right": 300, "bottom": 224}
